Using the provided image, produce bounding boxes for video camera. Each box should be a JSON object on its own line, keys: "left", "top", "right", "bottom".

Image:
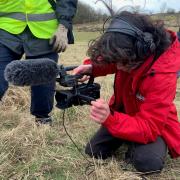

{"left": 4, "top": 58, "right": 101, "bottom": 109}
{"left": 55, "top": 65, "right": 101, "bottom": 109}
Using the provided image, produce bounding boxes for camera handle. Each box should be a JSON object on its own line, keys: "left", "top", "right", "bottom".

{"left": 87, "top": 76, "right": 94, "bottom": 85}
{"left": 74, "top": 76, "right": 97, "bottom": 104}
{"left": 77, "top": 94, "right": 96, "bottom": 104}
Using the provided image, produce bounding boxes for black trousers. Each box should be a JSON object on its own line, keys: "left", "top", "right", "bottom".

{"left": 85, "top": 126, "right": 167, "bottom": 172}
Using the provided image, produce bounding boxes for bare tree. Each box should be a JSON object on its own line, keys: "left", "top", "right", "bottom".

{"left": 118, "top": 0, "right": 148, "bottom": 13}
{"left": 175, "top": 12, "right": 180, "bottom": 29}
{"left": 73, "top": 1, "right": 108, "bottom": 24}
{"left": 167, "top": 8, "right": 176, "bottom": 14}
{"left": 159, "top": 2, "right": 167, "bottom": 14}
{"left": 95, "top": 0, "right": 148, "bottom": 16}
{"left": 95, "top": 0, "right": 115, "bottom": 16}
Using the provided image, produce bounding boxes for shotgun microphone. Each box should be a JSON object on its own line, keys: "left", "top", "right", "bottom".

{"left": 4, "top": 58, "right": 59, "bottom": 86}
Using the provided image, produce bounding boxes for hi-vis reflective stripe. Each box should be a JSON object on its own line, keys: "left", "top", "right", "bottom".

{"left": 0, "top": 12, "right": 56, "bottom": 21}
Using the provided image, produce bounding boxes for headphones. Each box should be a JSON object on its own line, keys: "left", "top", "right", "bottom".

{"left": 105, "top": 16, "right": 156, "bottom": 59}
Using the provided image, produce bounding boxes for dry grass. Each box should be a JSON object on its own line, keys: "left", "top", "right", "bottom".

{"left": 0, "top": 30, "right": 179, "bottom": 179}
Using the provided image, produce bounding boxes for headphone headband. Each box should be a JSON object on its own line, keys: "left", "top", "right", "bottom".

{"left": 106, "top": 17, "right": 144, "bottom": 39}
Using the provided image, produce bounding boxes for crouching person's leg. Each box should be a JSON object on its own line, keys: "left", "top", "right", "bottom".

{"left": 85, "top": 126, "right": 124, "bottom": 159}
{"left": 131, "top": 137, "right": 167, "bottom": 172}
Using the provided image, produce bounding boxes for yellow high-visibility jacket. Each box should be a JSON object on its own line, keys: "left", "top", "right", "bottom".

{"left": 0, "top": 0, "right": 58, "bottom": 39}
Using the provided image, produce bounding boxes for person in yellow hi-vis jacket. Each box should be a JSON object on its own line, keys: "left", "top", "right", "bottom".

{"left": 0, "top": 0, "right": 77, "bottom": 124}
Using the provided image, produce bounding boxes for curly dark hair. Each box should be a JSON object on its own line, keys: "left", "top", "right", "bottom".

{"left": 87, "top": 11, "right": 172, "bottom": 69}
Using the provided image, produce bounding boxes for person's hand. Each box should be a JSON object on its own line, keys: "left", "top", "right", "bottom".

{"left": 73, "top": 64, "right": 93, "bottom": 82}
{"left": 90, "top": 99, "right": 110, "bottom": 124}
{"left": 49, "top": 24, "right": 68, "bottom": 53}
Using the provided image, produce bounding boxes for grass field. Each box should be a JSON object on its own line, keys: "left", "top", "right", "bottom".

{"left": 0, "top": 30, "right": 179, "bottom": 180}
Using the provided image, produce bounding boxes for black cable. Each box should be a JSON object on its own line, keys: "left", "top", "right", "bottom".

{"left": 59, "top": 75, "right": 108, "bottom": 177}
{"left": 62, "top": 109, "right": 92, "bottom": 163}
{"left": 61, "top": 109, "right": 96, "bottom": 176}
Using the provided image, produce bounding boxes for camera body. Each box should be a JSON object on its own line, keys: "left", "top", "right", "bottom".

{"left": 55, "top": 65, "right": 101, "bottom": 109}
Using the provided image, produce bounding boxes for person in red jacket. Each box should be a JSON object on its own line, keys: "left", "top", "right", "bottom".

{"left": 73, "top": 11, "right": 180, "bottom": 172}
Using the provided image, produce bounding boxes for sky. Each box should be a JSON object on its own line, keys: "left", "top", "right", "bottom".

{"left": 79, "top": 0, "right": 180, "bottom": 14}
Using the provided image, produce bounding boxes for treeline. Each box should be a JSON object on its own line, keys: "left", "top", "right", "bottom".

{"left": 73, "top": 2, "right": 180, "bottom": 28}
{"left": 73, "top": 1, "right": 108, "bottom": 24}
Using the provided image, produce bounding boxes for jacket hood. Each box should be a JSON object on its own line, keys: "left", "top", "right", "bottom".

{"left": 131, "top": 30, "right": 180, "bottom": 93}
{"left": 147, "top": 30, "right": 180, "bottom": 74}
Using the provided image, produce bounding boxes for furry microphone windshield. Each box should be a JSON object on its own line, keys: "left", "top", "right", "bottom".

{"left": 4, "top": 58, "right": 59, "bottom": 86}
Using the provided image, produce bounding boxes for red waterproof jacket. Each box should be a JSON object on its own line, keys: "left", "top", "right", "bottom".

{"left": 84, "top": 31, "right": 180, "bottom": 158}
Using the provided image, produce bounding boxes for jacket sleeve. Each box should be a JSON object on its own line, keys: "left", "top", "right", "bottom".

{"left": 83, "top": 58, "right": 117, "bottom": 77}
{"left": 56, "top": 0, "right": 77, "bottom": 29}
{"left": 102, "top": 73, "right": 178, "bottom": 144}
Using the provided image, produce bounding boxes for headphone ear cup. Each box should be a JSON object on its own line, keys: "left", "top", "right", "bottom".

{"left": 149, "top": 41, "right": 156, "bottom": 53}
{"left": 135, "top": 32, "right": 156, "bottom": 59}
{"left": 135, "top": 39, "right": 146, "bottom": 59}
{"left": 143, "top": 32, "right": 156, "bottom": 53}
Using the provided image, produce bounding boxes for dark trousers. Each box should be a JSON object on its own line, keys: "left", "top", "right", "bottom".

{"left": 85, "top": 126, "right": 167, "bottom": 172}
{"left": 0, "top": 43, "right": 58, "bottom": 118}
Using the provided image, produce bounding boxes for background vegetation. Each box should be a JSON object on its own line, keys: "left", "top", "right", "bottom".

{"left": 0, "top": 1, "right": 180, "bottom": 179}
{"left": 0, "top": 27, "right": 179, "bottom": 179}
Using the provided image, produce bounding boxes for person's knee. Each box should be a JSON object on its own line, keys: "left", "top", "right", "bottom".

{"left": 85, "top": 142, "right": 110, "bottom": 160}
{"left": 133, "top": 152, "right": 164, "bottom": 172}
{"left": 85, "top": 142, "right": 93, "bottom": 156}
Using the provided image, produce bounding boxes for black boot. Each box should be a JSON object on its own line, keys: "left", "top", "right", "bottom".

{"left": 35, "top": 117, "right": 52, "bottom": 126}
